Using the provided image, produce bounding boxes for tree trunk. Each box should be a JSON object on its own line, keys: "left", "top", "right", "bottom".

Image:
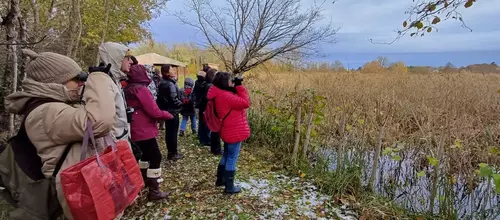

{"left": 302, "top": 104, "right": 315, "bottom": 160}
{"left": 369, "top": 124, "right": 385, "bottom": 191}
{"left": 95, "top": 0, "right": 110, "bottom": 65}
{"left": 30, "top": 0, "right": 40, "bottom": 35}
{"left": 7, "top": 0, "right": 20, "bottom": 136}
{"left": 18, "top": 9, "right": 28, "bottom": 87}
{"left": 66, "top": 0, "right": 82, "bottom": 58}
{"left": 292, "top": 104, "right": 302, "bottom": 166}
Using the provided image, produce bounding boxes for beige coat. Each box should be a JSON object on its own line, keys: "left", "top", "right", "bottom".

{"left": 5, "top": 72, "right": 116, "bottom": 219}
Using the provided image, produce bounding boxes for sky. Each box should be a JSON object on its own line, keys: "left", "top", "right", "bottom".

{"left": 147, "top": 0, "right": 500, "bottom": 68}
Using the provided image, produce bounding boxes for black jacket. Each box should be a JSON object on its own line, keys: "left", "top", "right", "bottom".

{"left": 157, "top": 77, "right": 182, "bottom": 114}
{"left": 193, "top": 76, "right": 205, "bottom": 108}
{"left": 180, "top": 88, "right": 196, "bottom": 116}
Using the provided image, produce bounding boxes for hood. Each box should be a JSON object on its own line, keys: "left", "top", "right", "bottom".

{"left": 184, "top": 78, "right": 194, "bottom": 88}
{"left": 127, "top": 64, "right": 152, "bottom": 85}
{"left": 206, "top": 84, "right": 225, "bottom": 100}
{"left": 5, "top": 78, "right": 75, "bottom": 114}
{"left": 99, "top": 42, "right": 129, "bottom": 80}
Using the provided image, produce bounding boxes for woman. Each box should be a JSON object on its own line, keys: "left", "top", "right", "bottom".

{"left": 206, "top": 72, "right": 250, "bottom": 194}
{"left": 199, "top": 68, "right": 223, "bottom": 154}
{"left": 124, "top": 64, "right": 173, "bottom": 201}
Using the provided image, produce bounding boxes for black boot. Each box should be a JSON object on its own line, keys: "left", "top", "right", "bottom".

{"left": 146, "top": 168, "right": 169, "bottom": 201}
{"left": 179, "top": 130, "right": 185, "bottom": 137}
{"left": 140, "top": 169, "right": 147, "bottom": 183}
{"left": 138, "top": 161, "right": 149, "bottom": 184}
{"left": 167, "top": 153, "right": 184, "bottom": 161}
{"left": 224, "top": 171, "right": 241, "bottom": 194}
{"left": 215, "top": 165, "right": 225, "bottom": 187}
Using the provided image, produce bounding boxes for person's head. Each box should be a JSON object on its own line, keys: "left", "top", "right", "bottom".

{"left": 161, "top": 64, "right": 176, "bottom": 79}
{"left": 184, "top": 77, "right": 194, "bottom": 89}
{"left": 196, "top": 71, "right": 206, "bottom": 80}
{"left": 22, "top": 49, "right": 84, "bottom": 91}
{"left": 202, "top": 64, "right": 210, "bottom": 72}
{"left": 154, "top": 68, "right": 161, "bottom": 78}
{"left": 205, "top": 68, "right": 218, "bottom": 83}
{"left": 120, "top": 49, "right": 134, "bottom": 73}
{"left": 212, "top": 71, "right": 234, "bottom": 90}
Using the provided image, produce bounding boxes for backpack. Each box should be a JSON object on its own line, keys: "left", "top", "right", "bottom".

{"left": 0, "top": 98, "right": 72, "bottom": 219}
{"left": 204, "top": 97, "right": 232, "bottom": 132}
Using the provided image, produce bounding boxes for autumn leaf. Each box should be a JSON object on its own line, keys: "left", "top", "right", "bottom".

{"left": 432, "top": 17, "right": 441, "bottom": 24}
{"left": 403, "top": 21, "right": 408, "bottom": 28}
{"left": 416, "top": 21, "right": 424, "bottom": 29}
{"left": 184, "top": 193, "right": 192, "bottom": 198}
{"left": 464, "top": 0, "right": 473, "bottom": 8}
{"left": 417, "top": 171, "right": 425, "bottom": 178}
{"left": 300, "top": 172, "right": 306, "bottom": 178}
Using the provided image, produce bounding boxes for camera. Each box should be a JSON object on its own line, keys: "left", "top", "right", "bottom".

{"left": 126, "top": 106, "right": 135, "bottom": 123}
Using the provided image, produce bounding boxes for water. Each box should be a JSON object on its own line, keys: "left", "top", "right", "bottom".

{"left": 321, "top": 148, "right": 500, "bottom": 219}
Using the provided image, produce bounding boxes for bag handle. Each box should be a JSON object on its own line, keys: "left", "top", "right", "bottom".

{"left": 80, "top": 119, "right": 117, "bottom": 166}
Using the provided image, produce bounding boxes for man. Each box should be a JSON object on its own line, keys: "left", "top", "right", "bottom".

{"left": 194, "top": 69, "right": 210, "bottom": 146}
{"left": 157, "top": 64, "right": 183, "bottom": 160}
{"left": 98, "top": 42, "right": 133, "bottom": 141}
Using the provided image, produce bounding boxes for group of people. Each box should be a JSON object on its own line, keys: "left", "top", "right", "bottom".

{"left": 2, "top": 42, "right": 251, "bottom": 219}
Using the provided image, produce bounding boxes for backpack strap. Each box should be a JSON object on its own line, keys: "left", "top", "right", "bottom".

{"left": 211, "top": 97, "right": 232, "bottom": 121}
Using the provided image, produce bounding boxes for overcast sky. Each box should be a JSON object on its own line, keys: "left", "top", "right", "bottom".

{"left": 148, "top": 0, "right": 500, "bottom": 67}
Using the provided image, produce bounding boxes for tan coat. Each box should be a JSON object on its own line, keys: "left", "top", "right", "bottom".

{"left": 5, "top": 72, "right": 116, "bottom": 219}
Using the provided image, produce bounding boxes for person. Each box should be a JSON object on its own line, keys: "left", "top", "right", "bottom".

{"left": 4, "top": 49, "right": 117, "bottom": 219}
{"left": 199, "top": 68, "right": 223, "bottom": 155}
{"left": 123, "top": 64, "right": 173, "bottom": 201}
{"left": 98, "top": 42, "right": 133, "bottom": 141}
{"left": 194, "top": 70, "right": 210, "bottom": 146}
{"left": 179, "top": 77, "right": 197, "bottom": 137}
{"left": 207, "top": 72, "right": 250, "bottom": 194}
{"left": 157, "top": 64, "right": 183, "bottom": 160}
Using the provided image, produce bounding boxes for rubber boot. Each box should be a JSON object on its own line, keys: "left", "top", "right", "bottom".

{"left": 215, "top": 165, "right": 225, "bottom": 187}
{"left": 224, "top": 171, "right": 241, "bottom": 194}
{"left": 146, "top": 168, "right": 169, "bottom": 201}
{"left": 138, "top": 161, "right": 149, "bottom": 184}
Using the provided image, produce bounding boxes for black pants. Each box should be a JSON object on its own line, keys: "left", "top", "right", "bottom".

{"left": 211, "top": 132, "right": 222, "bottom": 154}
{"left": 165, "top": 113, "right": 180, "bottom": 155}
{"left": 135, "top": 138, "right": 162, "bottom": 169}
{"left": 198, "top": 113, "right": 211, "bottom": 145}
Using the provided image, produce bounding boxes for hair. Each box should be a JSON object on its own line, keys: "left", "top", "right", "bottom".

{"left": 130, "top": 56, "right": 138, "bottom": 65}
{"left": 205, "top": 68, "right": 218, "bottom": 82}
{"left": 212, "top": 71, "right": 232, "bottom": 90}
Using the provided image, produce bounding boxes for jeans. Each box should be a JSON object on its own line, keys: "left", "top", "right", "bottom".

{"left": 165, "top": 113, "right": 180, "bottom": 155}
{"left": 180, "top": 115, "right": 197, "bottom": 132}
{"left": 210, "top": 132, "right": 222, "bottom": 154}
{"left": 198, "top": 113, "right": 211, "bottom": 145}
{"left": 219, "top": 142, "right": 242, "bottom": 171}
{"left": 135, "top": 138, "right": 162, "bottom": 169}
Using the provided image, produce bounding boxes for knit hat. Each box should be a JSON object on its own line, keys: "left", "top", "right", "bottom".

{"left": 184, "top": 77, "right": 194, "bottom": 88}
{"left": 22, "top": 49, "right": 82, "bottom": 84}
{"left": 197, "top": 71, "right": 206, "bottom": 77}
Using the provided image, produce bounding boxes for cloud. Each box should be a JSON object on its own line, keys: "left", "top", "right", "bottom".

{"left": 149, "top": 0, "right": 500, "bottom": 53}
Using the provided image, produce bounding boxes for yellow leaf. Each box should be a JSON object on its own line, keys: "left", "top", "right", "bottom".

{"left": 346, "top": 124, "right": 352, "bottom": 131}
{"left": 403, "top": 21, "right": 408, "bottom": 27}
{"left": 299, "top": 172, "right": 306, "bottom": 178}
{"left": 427, "top": 27, "right": 432, "bottom": 33}
{"left": 432, "top": 17, "right": 441, "bottom": 24}
{"left": 184, "top": 193, "right": 192, "bottom": 198}
{"left": 416, "top": 21, "right": 424, "bottom": 29}
{"left": 464, "top": 0, "right": 473, "bottom": 8}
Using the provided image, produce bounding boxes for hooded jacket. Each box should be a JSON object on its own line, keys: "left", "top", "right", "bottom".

{"left": 5, "top": 72, "right": 116, "bottom": 219}
{"left": 99, "top": 42, "right": 130, "bottom": 140}
{"left": 181, "top": 78, "right": 196, "bottom": 116}
{"left": 124, "top": 65, "right": 173, "bottom": 142}
{"left": 206, "top": 85, "right": 251, "bottom": 144}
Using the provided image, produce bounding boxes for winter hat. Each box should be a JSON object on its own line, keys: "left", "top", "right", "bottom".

{"left": 184, "top": 77, "right": 194, "bottom": 88}
{"left": 197, "top": 71, "right": 206, "bottom": 78}
{"left": 22, "top": 49, "right": 82, "bottom": 84}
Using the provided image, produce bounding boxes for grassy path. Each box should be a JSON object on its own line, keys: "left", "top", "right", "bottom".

{"left": 122, "top": 134, "right": 352, "bottom": 219}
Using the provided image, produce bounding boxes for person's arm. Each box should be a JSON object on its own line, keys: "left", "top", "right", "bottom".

{"left": 136, "top": 87, "right": 173, "bottom": 120}
{"left": 40, "top": 72, "right": 116, "bottom": 144}
{"left": 227, "top": 86, "right": 251, "bottom": 110}
{"left": 168, "top": 82, "right": 182, "bottom": 106}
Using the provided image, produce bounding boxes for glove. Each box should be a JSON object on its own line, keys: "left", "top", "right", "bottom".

{"left": 233, "top": 76, "right": 243, "bottom": 86}
{"left": 88, "top": 63, "right": 112, "bottom": 74}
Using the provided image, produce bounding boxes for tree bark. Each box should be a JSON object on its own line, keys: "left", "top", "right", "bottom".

{"left": 66, "top": 0, "right": 82, "bottom": 58}
{"left": 302, "top": 104, "right": 315, "bottom": 160}
{"left": 6, "top": 0, "right": 20, "bottom": 136}
{"left": 292, "top": 104, "right": 302, "bottom": 166}
{"left": 30, "top": 0, "right": 40, "bottom": 34}
{"left": 18, "top": 8, "right": 28, "bottom": 86}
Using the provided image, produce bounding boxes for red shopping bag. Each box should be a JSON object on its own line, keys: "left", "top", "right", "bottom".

{"left": 60, "top": 120, "right": 144, "bottom": 220}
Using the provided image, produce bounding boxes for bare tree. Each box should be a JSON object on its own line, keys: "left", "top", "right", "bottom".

{"left": 176, "top": 0, "right": 337, "bottom": 74}
{"left": 4, "top": 0, "right": 20, "bottom": 135}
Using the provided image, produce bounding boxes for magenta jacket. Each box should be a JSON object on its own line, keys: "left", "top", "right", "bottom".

{"left": 124, "top": 65, "right": 173, "bottom": 142}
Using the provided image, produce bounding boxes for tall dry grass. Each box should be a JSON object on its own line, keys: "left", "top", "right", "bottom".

{"left": 244, "top": 71, "right": 500, "bottom": 217}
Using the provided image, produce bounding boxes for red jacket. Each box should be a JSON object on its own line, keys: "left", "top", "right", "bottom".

{"left": 124, "top": 65, "right": 173, "bottom": 142}
{"left": 206, "top": 85, "right": 251, "bottom": 144}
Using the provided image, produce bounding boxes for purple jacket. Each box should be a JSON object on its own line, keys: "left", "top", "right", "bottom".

{"left": 124, "top": 65, "right": 173, "bottom": 142}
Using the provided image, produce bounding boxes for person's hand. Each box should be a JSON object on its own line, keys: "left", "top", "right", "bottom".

{"left": 88, "top": 63, "right": 112, "bottom": 74}
{"left": 233, "top": 76, "right": 243, "bottom": 86}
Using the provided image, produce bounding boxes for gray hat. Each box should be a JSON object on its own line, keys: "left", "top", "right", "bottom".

{"left": 22, "top": 49, "right": 82, "bottom": 84}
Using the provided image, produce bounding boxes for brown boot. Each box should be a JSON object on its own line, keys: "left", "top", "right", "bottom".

{"left": 146, "top": 168, "right": 169, "bottom": 201}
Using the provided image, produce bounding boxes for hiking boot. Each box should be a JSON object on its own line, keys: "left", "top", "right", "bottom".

{"left": 215, "top": 165, "right": 225, "bottom": 187}
{"left": 179, "top": 130, "right": 185, "bottom": 137}
{"left": 224, "top": 171, "right": 241, "bottom": 194}
{"left": 146, "top": 168, "right": 169, "bottom": 201}
{"left": 167, "top": 153, "right": 183, "bottom": 161}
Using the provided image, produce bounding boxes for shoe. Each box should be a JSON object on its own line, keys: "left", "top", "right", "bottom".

{"left": 224, "top": 171, "right": 241, "bottom": 194}
{"left": 179, "top": 130, "right": 185, "bottom": 137}
{"left": 215, "top": 165, "right": 225, "bottom": 187}
{"left": 212, "top": 151, "right": 223, "bottom": 156}
{"left": 146, "top": 169, "right": 169, "bottom": 201}
{"left": 167, "top": 153, "right": 184, "bottom": 161}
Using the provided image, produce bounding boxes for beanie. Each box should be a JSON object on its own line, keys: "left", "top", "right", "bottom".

{"left": 197, "top": 71, "right": 206, "bottom": 78}
{"left": 22, "top": 49, "right": 82, "bottom": 84}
